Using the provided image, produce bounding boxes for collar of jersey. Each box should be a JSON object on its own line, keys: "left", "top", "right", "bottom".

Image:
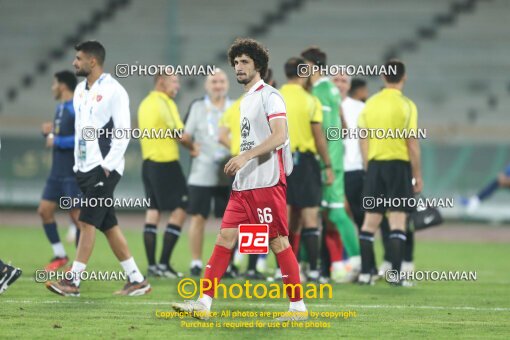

{"left": 313, "top": 77, "right": 330, "bottom": 86}
{"left": 382, "top": 88, "right": 402, "bottom": 94}
{"left": 85, "top": 73, "right": 108, "bottom": 91}
{"left": 246, "top": 79, "right": 265, "bottom": 95}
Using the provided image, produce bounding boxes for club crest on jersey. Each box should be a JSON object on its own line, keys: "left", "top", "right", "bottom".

{"left": 96, "top": 95, "right": 103, "bottom": 102}
{"left": 241, "top": 117, "right": 250, "bottom": 139}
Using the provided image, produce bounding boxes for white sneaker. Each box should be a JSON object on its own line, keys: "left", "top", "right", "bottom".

{"left": 378, "top": 261, "right": 392, "bottom": 277}
{"left": 256, "top": 257, "right": 267, "bottom": 273}
{"left": 466, "top": 196, "right": 481, "bottom": 214}
{"left": 171, "top": 300, "right": 211, "bottom": 320}
{"left": 357, "top": 273, "right": 375, "bottom": 285}
{"left": 401, "top": 261, "right": 415, "bottom": 274}
{"left": 276, "top": 309, "right": 309, "bottom": 322}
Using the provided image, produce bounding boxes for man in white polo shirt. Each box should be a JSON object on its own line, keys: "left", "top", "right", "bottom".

{"left": 342, "top": 78, "right": 369, "bottom": 229}
{"left": 46, "top": 41, "right": 150, "bottom": 297}
{"left": 172, "top": 38, "right": 307, "bottom": 322}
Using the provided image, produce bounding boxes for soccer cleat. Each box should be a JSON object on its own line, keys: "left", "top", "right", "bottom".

{"left": 244, "top": 270, "right": 266, "bottom": 280}
{"left": 223, "top": 264, "right": 239, "bottom": 279}
{"left": 378, "top": 260, "right": 392, "bottom": 277}
{"left": 45, "top": 256, "right": 69, "bottom": 272}
{"left": 390, "top": 279, "right": 415, "bottom": 287}
{"left": 190, "top": 265, "right": 202, "bottom": 277}
{"left": 357, "top": 273, "right": 375, "bottom": 286}
{"left": 276, "top": 309, "right": 309, "bottom": 322}
{"left": 171, "top": 300, "right": 211, "bottom": 320}
{"left": 158, "top": 264, "right": 183, "bottom": 279}
{"left": 306, "top": 270, "right": 320, "bottom": 283}
{"left": 113, "top": 278, "right": 151, "bottom": 296}
{"left": 45, "top": 279, "right": 80, "bottom": 297}
{"left": 256, "top": 257, "right": 268, "bottom": 273}
{"left": 401, "top": 261, "right": 415, "bottom": 274}
{"left": 0, "top": 265, "right": 22, "bottom": 294}
{"left": 147, "top": 265, "right": 163, "bottom": 278}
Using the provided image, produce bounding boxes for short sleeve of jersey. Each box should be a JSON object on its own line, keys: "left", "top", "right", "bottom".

{"left": 160, "top": 99, "right": 184, "bottom": 130}
{"left": 358, "top": 107, "right": 367, "bottom": 129}
{"left": 219, "top": 105, "right": 232, "bottom": 128}
{"left": 311, "top": 96, "right": 323, "bottom": 123}
{"left": 184, "top": 101, "right": 199, "bottom": 135}
{"left": 266, "top": 93, "right": 287, "bottom": 121}
{"left": 406, "top": 99, "right": 418, "bottom": 131}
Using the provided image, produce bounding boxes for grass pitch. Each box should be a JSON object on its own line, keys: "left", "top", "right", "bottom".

{"left": 1, "top": 225, "right": 509, "bottom": 339}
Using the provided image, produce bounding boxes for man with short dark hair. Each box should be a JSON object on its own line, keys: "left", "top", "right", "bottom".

{"left": 357, "top": 60, "right": 422, "bottom": 286}
{"left": 173, "top": 38, "right": 307, "bottom": 321}
{"left": 46, "top": 40, "right": 150, "bottom": 296}
{"left": 281, "top": 56, "right": 333, "bottom": 282}
{"left": 38, "top": 70, "right": 81, "bottom": 271}
{"left": 301, "top": 47, "right": 361, "bottom": 281}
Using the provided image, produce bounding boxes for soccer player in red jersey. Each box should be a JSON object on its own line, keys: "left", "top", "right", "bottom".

{"left": 172, "top": 38, "right": 307, "bottom": 321}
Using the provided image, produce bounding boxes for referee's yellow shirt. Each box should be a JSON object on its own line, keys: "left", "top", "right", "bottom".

{"left": 358, "top": 88, "right": 418, "bottom": 161}
{"left": 280, "top": 83, "right": 323, "bottom": 154}
{"left": 219, "top": 97, "right": 241, "bottom": 156}
{"left": 137, "top": 91, "right": 184, "bottom": 162}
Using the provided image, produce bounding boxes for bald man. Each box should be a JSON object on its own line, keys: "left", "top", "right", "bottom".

{"left": 182, "top": 69, "right": 232, "bottom": 277}
{"left": 139, "top": 73, "right": 196, "bottom": 279}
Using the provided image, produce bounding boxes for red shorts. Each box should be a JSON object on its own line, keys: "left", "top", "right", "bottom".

{"left": 221, "top": 181, "right": 288, "bottom": 239}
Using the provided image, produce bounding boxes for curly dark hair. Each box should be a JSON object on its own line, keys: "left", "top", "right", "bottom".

{"left": 228, "top": 38, "right": 269, "bottom": 79}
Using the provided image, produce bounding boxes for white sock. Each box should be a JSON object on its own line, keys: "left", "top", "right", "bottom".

{"left": 349, "top": 256, "right": 361, "bottom": 270}
{"left": 198, "top": 294, "right": 212, "bottom": 310}
{"left": 52, "top": 242, "right": 66, "bottom": 258}
{"left": 331, "top": 261, "right": 344, "bottom": 272}
{"left": 191, "top": 260, "right": 203, "bottom": 268}
{"left": 70, "top": 261, "right": 86, "bottom": 286}
{"left": 233, "top": 251, "right": 244, "bottom": 267}
{"left": 289, "top": 299, "right": 307, "bottom": 312}
{"left": 120, "top": 257, "right": 144, "bottom": 283}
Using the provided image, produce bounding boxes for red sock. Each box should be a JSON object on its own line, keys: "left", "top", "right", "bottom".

{"left": 276, "top": 247, "right": 303, "bottom": 302}
{"left": 289, "top": 231, "right": 301, "bottom": 256}
{"left": 202, "top": 245, "right": 233, "bottom": 298}
{"left": 325, "top": 229, "right": 343, "bottom": 262}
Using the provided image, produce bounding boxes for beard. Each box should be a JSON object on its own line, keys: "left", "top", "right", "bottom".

{"left": 75, "top": 68, "right": 89, "bottom": 77}
{"left": 236, "top": 73, "right": 253, "bottom": 85}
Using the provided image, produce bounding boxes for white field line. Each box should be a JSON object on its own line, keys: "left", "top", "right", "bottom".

{"left": 2, "top": 299, "right": 510, "bottom": 312}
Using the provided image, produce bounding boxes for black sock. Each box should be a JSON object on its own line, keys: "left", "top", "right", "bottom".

{"left": 380, "top": 217, "right": 391, "bottom": 263}
{"left": 389, "top": 230, "right": 407, "bottom": 272}
{"left": 320, "top": 222, "right": 331, "bottom": 277}
{"left": 75, "top": 228, "right": 81, "bottom": 248}
{"left": 404, "top": 229, "right": 414, "bottom": 262}
{"left": 359, "top": 231, "right": 375, "bottom": 274}
{"left": 247, "top": 254, "right": 258, "bottom": 271}
{"left": 159, "top": 224, "right": 181, "bottom": 267}
{"left": 43, "top": 222, "right": 60, "bottom": 244}
{"left": 301, "top": 228, "right": 320, "bottom": 271}
{"left": 144, "top": 224, "right": 157, "bottom": 266}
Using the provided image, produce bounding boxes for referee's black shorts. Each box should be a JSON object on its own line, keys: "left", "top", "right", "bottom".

{"left": 76, "top": 165, "right": 121, "bottom": 232}
{"left": 142, "top": 159, "right": 188, "bottom": 211}
{"left": 188, "top": 185, "right": 230, "bottom": 218}
{"left": 363, "top": 160, "right": 414, "bottom": 213}
{"left": 286, "top": 152, "right": 322, "bottom": 208}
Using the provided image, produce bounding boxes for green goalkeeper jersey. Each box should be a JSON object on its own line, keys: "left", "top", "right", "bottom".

{"left": 312, "top": 77, "right": 343, "bottom": 171}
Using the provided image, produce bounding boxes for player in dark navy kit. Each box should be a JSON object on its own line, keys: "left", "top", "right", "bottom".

{"left": 38, "top": 71, "right": 81, "bottom": 272}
